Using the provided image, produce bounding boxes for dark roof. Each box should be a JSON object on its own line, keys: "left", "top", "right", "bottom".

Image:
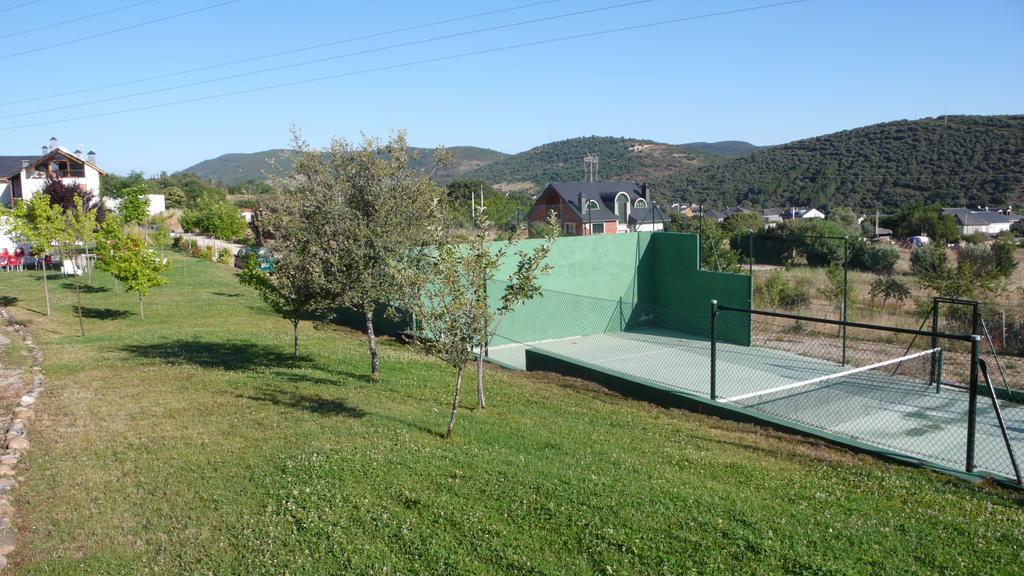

{"left": 544, "top": 181, "right": 652, "bottom": 221}
{"left": 942, "top": 208, "right": 1017, "bottom": 227}
{"left": 629, "top": 206, "right": 668, "bottom": 224}
{"left": 0, "top": 156, "right": 31, "bottom": 178}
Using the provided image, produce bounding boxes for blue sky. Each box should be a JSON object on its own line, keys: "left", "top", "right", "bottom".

{"left": 0, "top": 0, "right": 1020, "bottom": 175}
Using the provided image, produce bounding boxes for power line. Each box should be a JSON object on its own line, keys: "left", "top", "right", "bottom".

{"left": 0, "top": 0, "right": 45, "bottom": 14}
{"left": 0, "top": 0, "right": 657, "bottom": 120}
{"left": 0, "top": 0, "right": 563, "bottom": 107}
{"left": 0, "top": 0, "right": 810, "bottom": 132}
{"left": 0, "top": 0, "right": 242, "bottom": 61}
{"left": 0, "top": 0, "right": 161, "bottom": 40}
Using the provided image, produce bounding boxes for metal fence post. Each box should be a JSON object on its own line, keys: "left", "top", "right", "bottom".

{"left": 710, "top": 300, "right": 718, "bottom": 401}
{"left": 935, "top": 348, "right": 943, "bottom": 394}
{"left": 966, "top": 335, "right": 981, "bottom": 473}
{"left": 842, "top": 236, "right": 849, "bottom": 366}
{"left": 930, "top": 300, "right": 939, "bottom": 385}
{"left": 748, "top": 231, "right": 754, "bottom": 277}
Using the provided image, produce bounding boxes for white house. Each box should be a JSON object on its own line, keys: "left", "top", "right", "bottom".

{"left": 783, "top": 207, "right": 826, "bottom": 220}
{"left": 1, "top": 137, "right": 104, "bottom": 208}
{"left": 942, "top": 208, "right": 1021, "bottom": 236}
{"left": 102, "top": 193, "right": 167, "bottom": 217}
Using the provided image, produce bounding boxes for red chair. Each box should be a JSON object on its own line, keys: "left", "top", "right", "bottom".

{"left": 7, "top": 256, "right": 21, "bottom": 271}
{"left": 0, "top": 249, "right": 9, "bottom": 260}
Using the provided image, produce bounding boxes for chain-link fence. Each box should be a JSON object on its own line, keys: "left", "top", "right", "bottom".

{"left": 483, "top": 281, "right": 1022, "bottom": 484}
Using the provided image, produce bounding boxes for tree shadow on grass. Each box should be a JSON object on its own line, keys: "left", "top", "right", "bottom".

{"left": 239, "top": 388, "right": 367, "bottom": 418}
{"left": 0, "top": 296, "right": 18, "bottom": 307}
{"left": 62, "top": 282, "right": 109, "bottom": 294}
{"left": 120, "top": 339, "right": 305, "bottom": 372}
{"left": 77, "top": 306, "right": 133, "bottom": 321}
{"left": 211, "top": 291, "right": 242, "bottom": 298}
{"left": 272, "top": 367, "right": 376, "bottom": 386}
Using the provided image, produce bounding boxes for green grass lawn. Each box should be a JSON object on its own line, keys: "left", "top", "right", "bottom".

{"left": 1, "top": 255, "right": 1022, "bottom": 575}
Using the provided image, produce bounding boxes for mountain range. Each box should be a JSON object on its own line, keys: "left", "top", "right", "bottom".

{"left": 179, "top": 115, "right": 1024, "bottom": 210}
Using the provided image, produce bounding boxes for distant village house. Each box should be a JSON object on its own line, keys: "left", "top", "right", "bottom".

{"left": 1, "top": 137, "right": 104, "bottom": 209}
{"left": 527, "top": 181, "right": 666, "bottom": 237}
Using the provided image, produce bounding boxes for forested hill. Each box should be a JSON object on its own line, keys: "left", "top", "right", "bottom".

{"left": 458, "top": 136, "right": 715, "bottom": 191}
{"left": 181, "top": 146, "right": 508, "bottom": 186}
{"left": 656, "top": 115, "right": 1024, "bottom": 210}
{"left": 679, "top": 140, "right": 762, "bottom": 158}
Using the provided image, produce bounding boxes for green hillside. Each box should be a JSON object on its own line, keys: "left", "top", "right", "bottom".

{"left": 680, "top": 140, "right": 762, "bottom": 158}
{"left": 657, "top": 115, "right": 1024, "bottom": 210}
{"left": 458, "top": 136, "right": 715, "bottom": 192}
{"left": 181, "top": 146, "right": 508, "bottom": 186}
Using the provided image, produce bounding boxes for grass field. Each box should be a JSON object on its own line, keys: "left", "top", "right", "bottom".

{"left": 0, "top": 255, "right": 1022, "bottom": 574}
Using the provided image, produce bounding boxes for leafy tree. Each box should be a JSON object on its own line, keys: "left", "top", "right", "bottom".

{"left": 4, "top": 194, "right": 66, "bottom": 315}
{"left": 118, "top": 186, "right": 150, "bottom": 227}
{"left": 282, "top": 130, "right": 442, "bottom": 379}
{"left": 41, "top": 176, "right": 101, "bottom": 213}
{"left": 61, "top": 198, "right": 98, "bottom": 337}
{"left": 828, "top": 206, "right": 861, "bottom": 236}
{"left": 848, "top": 238, "right": 898, "bottom": 273}
{"left": 239, "top": 257, "right": 317, "bottom": 358}
{"left": 666, "top": 213, "right": 741, "bottom": 272}
{"left": 869, "top": 276, "right": 911, "bottom": 310}
{"left": 910, "top": 243, "right": 948, "bottom": 276}
{"left": 882, "top": 205, "right": 958, "bottom": 243}
{"left": 162, "top": 186, "right": 186, "bottom": 209}
{"left": 410, "top": 207, "right": 556, "bottom": 437}
{"left": 720, "top": 211, "right": 764, "bottom": 235}
{"left": 790, "top": 219, "right": 848, "bottom": 266}
{"left": 180, "top": 198, "right": 247, "bottom": 240}
{"left": 96, "top": 220, "right": 170, "bottom": 319}
{"left": 818, "top": 265, "right": 848, "bottom": 320}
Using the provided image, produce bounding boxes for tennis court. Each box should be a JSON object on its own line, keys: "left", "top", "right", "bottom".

{"left": 487, "top": 326, "right": 1024, "bottom": 483}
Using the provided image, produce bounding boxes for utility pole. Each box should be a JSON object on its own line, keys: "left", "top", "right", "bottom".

{"left": 584, "top": 154, "right": 599, "bottom": 182}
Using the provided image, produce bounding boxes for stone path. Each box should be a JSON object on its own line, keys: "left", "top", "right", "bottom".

{"left": 0, "top": 309, "right": 44, "bottom": 571}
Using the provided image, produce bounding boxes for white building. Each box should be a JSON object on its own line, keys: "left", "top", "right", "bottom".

{"left": 0, "top": 137, "right": 104, "bottom": 208}
{"left": 942, "top": 208, "right": 1021, "bottom": 236}
{"left": 102, "top": 194, "right": 167, "bottom": 217}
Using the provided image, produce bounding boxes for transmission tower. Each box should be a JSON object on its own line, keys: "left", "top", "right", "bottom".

{"left": 583, "top": 153, "right": 599, "bottom": 182}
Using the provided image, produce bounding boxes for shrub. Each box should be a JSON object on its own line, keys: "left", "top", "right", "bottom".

{"left": 961, "top": 232, "right": 989, "bottom": 245}
{"left": 217, "top": 247, "right": 233, "bottom": 263}
{"left": 869, "top": 276, "right": 911, "bottom": 309}
{"left": 757, "top": 271, "right": 811, "bottom": 311}
{"left": 910, "top": 243, "right": 948, "bottom": 276}
{"left": 849, "top": 239, "right": 898, "bottom": 273}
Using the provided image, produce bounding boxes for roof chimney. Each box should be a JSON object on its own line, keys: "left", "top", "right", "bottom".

{"left": 641, "top": 182, "right": 650, "bottom": 201}
{"left": 74, "top": 148, "right": 82, "bottom": 156}
{"left": 87, "top": 151, "right": 96, "bottom": 164}
{"left": 41, "top": 145, "right": 49, "bottom": 155}
{"left": 20, "top": 160, "right": 29, "bottom": 169}
{"left": 49, "top": 136, "right": 58, "bottom": 151}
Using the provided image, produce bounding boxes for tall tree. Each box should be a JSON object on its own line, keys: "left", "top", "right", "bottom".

{"left": 62, "top": 198, "right": 98, "bottom": 336}
{"left": 282, "top": 130, "right": 442, "bottom": 379}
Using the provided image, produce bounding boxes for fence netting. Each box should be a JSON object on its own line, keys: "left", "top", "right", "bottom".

{"left": 483, "top": 283, "right": 1021, "bottom": 483}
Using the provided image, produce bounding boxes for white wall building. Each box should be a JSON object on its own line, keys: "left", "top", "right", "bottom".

{"left": 0, "top": 138, "right": 104, "bottom": 208}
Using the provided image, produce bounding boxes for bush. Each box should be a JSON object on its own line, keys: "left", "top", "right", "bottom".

{"left": 180, "top": 199, "right": 247, "bottom": 241}
{"left": 757, "top": 271, "right": 811, "bottom": 311}
{"left": 869, "top": 276, "right": 911, "bottom": 309}
{"left": 789, "top": 219, "right": 848, "bottom": 266}
{"left": 910, "top": 243, "right": 948, "bottom": 277}
{"left": 217, "top": 247, "right": 233, "bottom": 263}
{"left": 962, "top": 232, "right": 989, "bottom": 245}
{"left": 849, "top": 239, "right": 899, "bottom": 273}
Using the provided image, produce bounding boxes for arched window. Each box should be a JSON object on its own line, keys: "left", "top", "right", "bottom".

{"left": 616, "top": 193, "right": 629, "bottom": 224}
{"left": 585, "top": 200, "right": 599, "bottom": 213}
{"left": 635, "top": 198, "right": 648, "bottom": 208}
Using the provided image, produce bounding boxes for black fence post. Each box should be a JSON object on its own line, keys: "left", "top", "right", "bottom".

{"left": 842, "top": 236, "right": 849, "bottom": 367}
{"left": 930, "top": 299, "right": 940, "bottom": 385}
{"left": 967, "top": 335, "right": 981, "bottom": 473}
{"left": 710, "top": 300, "right": 719, "bottom": 401}
{"left": 748, "top": 231, "right": 754, "bottom": 277}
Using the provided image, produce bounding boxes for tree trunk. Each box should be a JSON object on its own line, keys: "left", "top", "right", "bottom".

{"left": 74, "top": 273, "right": 84, "bottom": 337}
{"left": 139, "top": 294, "right": 144, "bottom": 320}
{"left": 365, "top": 310, "right": 380, "bottom": 379}
{"left": 475, "top": 335, "right": 487, "bottom": 410}
{"left": 292, "top": 318, "right": 300, "bottom": 359}
{"left": 41, "top": 262, "right": 50, "bottom": 316}
{"left": 446, "top": 365, "right": 464, "bottom": 439}
{"left": 85, "top": 246, "right": 92, "bottom": 284}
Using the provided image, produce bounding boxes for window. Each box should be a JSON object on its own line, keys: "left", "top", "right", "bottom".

{"left": 585, "top": 199, "right": 599, "bottom": 212}
{"left": 591, "top": 222, "right": 605, "bottom": 235}
{"left": 635, "top": 198, "right": 647, "bottom": 208}
{"left": 616, "top": 195, "right": 628, "bottom": 224}
{"left": 564, "top": 222, "right": 576, "bottom": 235}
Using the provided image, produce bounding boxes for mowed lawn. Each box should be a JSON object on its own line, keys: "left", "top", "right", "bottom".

{"left": 0, "top": 254, "right": 1022, "bottom": 575}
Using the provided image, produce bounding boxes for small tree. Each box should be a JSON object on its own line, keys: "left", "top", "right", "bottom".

{"left": 869, "top": 276, "right": 911, "bottom": 310}
{"left": 818, "top": 264, "right": 847, "bottom": 321}
{"left": 96, "top": 220, "right": 169, "bottom": 319}
{"left": 180, "top": 198, "right": 247, "bottom": 241}
{"left": 5, "top": 195, "right": 66, "bottom": 315}
{"left": 118, "top": 186, "right": 150, "bottom": 228}
{"left": 411, "top": 208, "right": 556, "bottom": 437}
{"left": 238, "top": 257, "right": 317, "bottom": 358}
{"left": 62, "top": 198, "right": 98, "bottom": 336}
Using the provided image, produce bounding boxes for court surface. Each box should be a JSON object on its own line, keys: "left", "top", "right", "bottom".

{"left": 487, "top": 328, "right": 1024, "bottom": 482}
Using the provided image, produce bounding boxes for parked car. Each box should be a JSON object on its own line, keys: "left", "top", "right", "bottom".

{"left": 234, "top": 246, "right": 274, "bottom": 272}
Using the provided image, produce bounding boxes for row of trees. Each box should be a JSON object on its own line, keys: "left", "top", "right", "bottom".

{"left": 1, "top": 178, "right": 169, "bottom": 332}
{"left": 238, "top": 131, "right": 557, "bottom": 438}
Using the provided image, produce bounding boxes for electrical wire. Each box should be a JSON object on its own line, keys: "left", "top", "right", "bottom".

{"left": 0, "top": 0, "right": 241, "bottom": 61}
{"left": 0, "top": 0, "right": 45, "bottom": 15}
{"left": 0, "top": 0, "right": 563, "bottom": 107}
{"left": 0, "top": 0, "right": 161, "bottom": 40}
{"left": 0, "top": 0, "right": 810, "bottom": 132}
{"left": 0, "top": 0, "right": 657, "bottom": 121}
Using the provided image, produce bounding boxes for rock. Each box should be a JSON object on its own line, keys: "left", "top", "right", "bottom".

{"left": 0, "top": 478, "right": 17, "bottom": 494}
{"left": 4, "top": 438, "right": 27, "bottom": 452}
{"left": 11, "top": 408, "right": 32, "bottom": 421}
{"left": 0, "top": 467, "right": 13, "bottom": 478}
{"left": 9, "top": 421, "right": 25, "bottom": 434}
{"left": 0, "top": 454, "right": 17, "bottom": 466}
{"left": 5, "top": 431, "right": 24, "bottom": 442}
{"left": 17, "top": 396, "right": 34, "bottom": 408}
{"left": 0, "top": 553, "right": 7, "bottom": 570}
{"left": 0, "top": 532, "right": 14, "bottom": 555}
